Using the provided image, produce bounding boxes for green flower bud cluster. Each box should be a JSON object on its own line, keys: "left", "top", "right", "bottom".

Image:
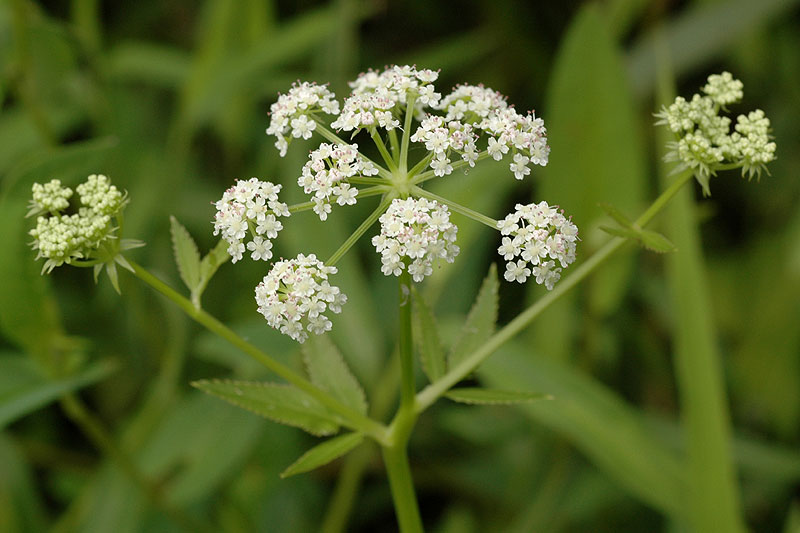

{"left": 28, "top": 174, "right": 127, "bottom": 273}
{"left": 656, "top": 72, "right": 776, "bottom": 194}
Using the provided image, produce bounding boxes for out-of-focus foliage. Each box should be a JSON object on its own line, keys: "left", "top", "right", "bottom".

{"left": 0, "top": 0, "right": 798, "bottom": 531}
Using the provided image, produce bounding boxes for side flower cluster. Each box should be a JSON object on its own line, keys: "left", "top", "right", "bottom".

{"left": 266, "top": 82, "right": 339, "bottom": 156}
{"left": 29, "top": 175, "right": 126, "bottom": 273}
{"left": 255, "top": 254, "right": 346, "bottom": 343}
{"left": 372, "top": 197, "right": 459, "bottom": 282}
{"left": 437, "top": 84, "right": 549, "bottom": 179}
{"left": 213, "top": 178, "right": 289, "bottom": 263}
{"left": 298, "top": 143, "right": 379, "bottom": 220}
{"left": 497, "top": 202, "right": 578, "bottom": 290}
{"left": 655, "top": 71, "right": 776, "bottom": 191}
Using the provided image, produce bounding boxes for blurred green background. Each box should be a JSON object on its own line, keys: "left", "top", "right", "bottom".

{"left": 1, "top": 0, "right": 799, "bottom": 531}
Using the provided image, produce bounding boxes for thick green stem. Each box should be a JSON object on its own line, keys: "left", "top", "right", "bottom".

{"left": 127, "top": 261, "right": 390, "bottom": 444}
{"left": 382, "top": 442, "right": 424, "bottom": 533}
{"left": 326, "top": 194, "right": 395, "bottom": 266}
{"left": 397, "top": 270, "right": 415, "bottom": 410}
{"left": 60, "top": 393, "right": 208, "bottom": 533}
{"left": 389, "top": 129, "right": 401, "bottom": 163}
{"left": 412, "top": 186, "right": 498, "bottom": 229}
{"left": 415, "top": 168, "right": 696, "bottom": 412}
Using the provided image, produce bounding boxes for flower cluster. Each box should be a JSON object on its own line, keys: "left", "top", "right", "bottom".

{"left": 298, "top": 143, "right": 379, "bottom": 220}
{"left": 330, "top": 66, "right": 441, "bottom": 133}
{"left": 266, "top": 82, "right": 340, "bottom": 156}
{"left": 372, "top": 197, "right": 459, "bottom": 282}
{"left": 28, "top": 175, "right": 127, "bottom": 273}
{"left": 497, "top": 202, "right": 578, "bottom": 290}
{"left": 254, "top": 254, "right": 346, "bottom": 343}
{"left": 410, "top": 116, "right": 478, "bottom": 176}
{"left": 656, "top": 72, "right": 776, "bottom": 191}
{"left": 437, "top": 84, "right": 550, "bottom": 179}
{"left": 213, "top": 178, "right": 289, "bottom": 263}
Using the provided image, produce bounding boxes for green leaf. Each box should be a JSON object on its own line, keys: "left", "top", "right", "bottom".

{"left": 657, "top": 75, "right": 746, "bottom": 531}
{"left": 192, "top": 379, "right": 340, "bottom": 436}
{"left": 599, "top": 203, "right": 634, "bottom": 228}
{"left": 412, "top": 286, "right": 447, "bottom": 382}
{"left": 478, "top": 342, "right": 688, "bottom": 518}
{"left": 445, "top": 388, "right": 552, "bottom": 405}
{"left": 599, "top": 225, "right": 639, "bottom": 239}
{"left": 639, "top": 229, "right": 677, "bottom": 253}
{"left": 280, "top": 432, "right": 364, "bottom": 478}
{"left": 0, "top": 356, "right": 118, "bottom": 428}
{"left": 302, "top": 336, "right": 367, "bottom": 415}
{"left": 170, "top": 215, "right": 202, "bottom": 291}
{"left": 448, "top": 264, "right": 499, "bottom": 370}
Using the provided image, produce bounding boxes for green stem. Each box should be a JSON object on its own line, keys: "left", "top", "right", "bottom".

{"left": 314, "top": 123, "right": 392, "bottom": 180}
{"left": 414, "top": 168, "right": 696, "bottom": 412}
{"left": 389, "top": 129, "right": 401, "bottom": 163}
{"left": 382, "top": 442, "right": 424, "bottom": 533}
{"left": 411, "top": 151, "right": 491, "bottom": 185}
{"left": 370, "top": 128, "right": 398, "bottom": 173}
{"left": 60, "top": 393, "right": 209, "bottom": 533}
{"left": 326, "top": 194, "right": 395, "bottom": 266}
{"left": 288, "top": 185, "right": 388, "bottom": 214}
{"left": 399, "top": 95, "right": 417, "bottom": 173}
{"left": 406, "top": 152, "right": 434, "bottom": 180}
{"left": 126, "top": 261, "right": 390, "bottom": 444}
{"left": 412, "top": 186, "right": 498, "bottom": 229}
{"left": 397, "top": 270, "right": 415, "bottom": 410}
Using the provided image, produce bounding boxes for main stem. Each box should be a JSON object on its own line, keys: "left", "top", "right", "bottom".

{"left": 381, "top": 271, "right": 424, "bottom": 532}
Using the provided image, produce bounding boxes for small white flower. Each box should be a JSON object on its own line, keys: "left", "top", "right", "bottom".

{"left": 213, "top": 178, "right": 289, "bottom": 263}
{"left": 255, "top": 254, "right": 346, "bottom": 343}
{"left": 497, "top": 202, "right": 578, "bottom": 289}
{"left": 372, "top": 197, "right": 459, "bottom": 282}
{"left": 509, "top": 153, "right": 531, "bottom": 180}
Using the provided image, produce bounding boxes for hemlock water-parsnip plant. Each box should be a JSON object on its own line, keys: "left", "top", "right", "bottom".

{"left": 27, "top": 69, "right": 775, "bottom": 532}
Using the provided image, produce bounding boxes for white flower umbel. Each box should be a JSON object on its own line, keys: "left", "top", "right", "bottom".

{"left": 266, "top": 82, "right": 340, "bottom": 156}
{"left": 497, "top": 202, "right": 578, "bottom": 290}
{"left": 298, "top": 143, "right": 379, "bottom": 220}
{"left": 372, "top": 197, "right": 459, "bottom": 282}
{"left": 28, "top": 174, "right": 129, "bottom": 274}
{"left": 331, "top": 65, "right": 441, "bottom": 133}
{"left": 255, "top": 254, "right": 347, "bottom": 343}
{"left": 655, "top": 72, "right": 776, "bottom": 191}
{"left": 410, "top": 116, "right": 478, "bottom": 176}
{"left": 437, "top": 84, "right": 549, "bottom": 179}
{"left": 213, "top": 178, "right": 290, "bottom": 263}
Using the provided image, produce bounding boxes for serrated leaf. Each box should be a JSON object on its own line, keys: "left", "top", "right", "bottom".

{"left": 191, "top": 379, "right": 340, "bottom": 436}
{"left": 170, "top": 215, "right": 201, "bottom": 291}
{"left": 640, "top": 229, "right": 677, "bottom": 253}
{"left": 412, "top": 286, "right": 446, "bottom": 382}
{"left": 280, "top": 432, "right": 364, "bottom": 478}
{"left": 302, "top": 336, "right": 367, "bottom": 415}
{"left": 445, "top": 388, "right": 552, "bottom": 405}
{"left": 599, "top": 225, "right": 640, "bottom": 239}
{"left": 599, "top": 203, "right": 634, "bottom": 228}
{"left": 448, "top": 264, "right": 499, "bottom": 370}
{"left": 193, "top": 238, "right": 230, "bottom": 308}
